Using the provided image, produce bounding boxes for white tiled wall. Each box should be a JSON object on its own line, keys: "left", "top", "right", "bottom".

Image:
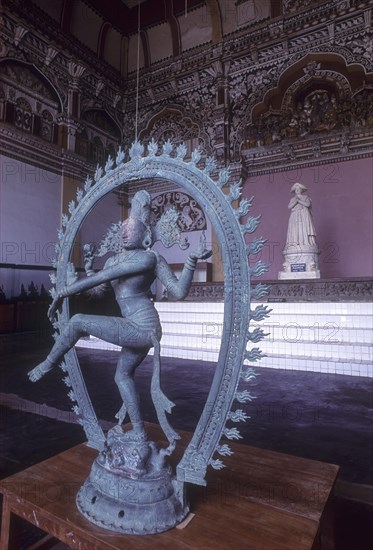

{"left": 77, "top": 302, "right": 373, "bottom": 377}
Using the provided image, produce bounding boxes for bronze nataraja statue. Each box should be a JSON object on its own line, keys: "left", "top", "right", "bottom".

{"left": 28, "top": 190, "right": 212, "bottom": 534}
{"left": 28, "top": 190, "right": 211, "bottom": 447}
{"left": 26, "top": 141, "right": 267, "bottom": 536}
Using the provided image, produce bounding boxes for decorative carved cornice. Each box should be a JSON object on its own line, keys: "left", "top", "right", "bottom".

{"left": 4, "top": 0, "right": 373, "bottom": 99}
{"left": 241, "top": 128, "right": 373, "bottom": 176}
{"left": 0, "top": 124, "right": 92, "bottom": 178}
{"left": 1, "top": 0, "right": 373, "bottom": 167}
{"left": 186, "top": 278, "right": 373, "bottom": 302}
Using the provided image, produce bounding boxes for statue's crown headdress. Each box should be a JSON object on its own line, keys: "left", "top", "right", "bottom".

{"left": 130, "top": 190, "right": 151, "bottom": 226}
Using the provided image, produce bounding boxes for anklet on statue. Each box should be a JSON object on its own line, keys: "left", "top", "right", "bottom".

{"left": 28, "top": 358, "right": 54, "bottom": 382}
{"left": 40, "top": 358, "right": 54, "bottom": 374}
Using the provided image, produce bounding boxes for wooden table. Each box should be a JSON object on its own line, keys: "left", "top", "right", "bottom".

{"left": 0, "top": 423, "right": 339, "bottom": 550}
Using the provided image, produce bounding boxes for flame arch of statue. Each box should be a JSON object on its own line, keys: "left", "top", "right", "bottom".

{"left": 52, "top": 140, "right": 269, "bottom": 488}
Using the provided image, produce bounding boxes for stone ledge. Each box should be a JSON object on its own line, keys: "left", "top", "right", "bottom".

{"left": 185, "top": 277, "right": 373, "bottom": 302}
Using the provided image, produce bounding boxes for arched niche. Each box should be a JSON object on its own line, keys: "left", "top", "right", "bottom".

{"left": 244, "top": 53, "right": 373, "bottom": 148}
{"left": 0, "top": 59, "right": 63, "bottom": 112}
{"left": 250, "top": 53, "right": 366, "bottom": 121}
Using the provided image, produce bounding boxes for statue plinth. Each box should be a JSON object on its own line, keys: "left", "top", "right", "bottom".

{"left": 278, "top": 245, "right": 320, "bottom": 280}
{"left": 76, "top": 426, "right": 189, "bottom": 535}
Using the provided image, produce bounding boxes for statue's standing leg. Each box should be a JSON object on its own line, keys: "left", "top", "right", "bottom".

{"left": 114, "top": 346, "right": 149, "bottom": 437}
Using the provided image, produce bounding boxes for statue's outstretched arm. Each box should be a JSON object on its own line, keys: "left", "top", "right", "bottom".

{"left": 155, "top": 255, "right": 196, "bottom": 300}
{"left": 155, "top": 235, "right": 212, "bottom": 300}
{"left": 61, "top": 254, "right": 155, "bottom": 297}
{"left": 48, "top": 253, "right": 156, "bottom": 321}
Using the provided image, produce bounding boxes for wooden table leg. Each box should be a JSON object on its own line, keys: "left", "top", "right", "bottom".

{"left": 0, "top": 495, "right": 14, "bottom": 550}
{"left": 319, "top": 496, "right": 336, "bottom": 550}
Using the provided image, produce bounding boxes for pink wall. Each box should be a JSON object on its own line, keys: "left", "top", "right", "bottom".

{"left": 243, "top": 158, "right": 373, "bottom": 279}
{"left": 0, "top": 156, "right": 61, "bottom": 297}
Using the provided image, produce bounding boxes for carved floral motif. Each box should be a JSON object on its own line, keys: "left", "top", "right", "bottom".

{"left": 150, "top": 191, "right": 207, "bottom": 232}
{"left": 140, "top": 109, "right": 204, "bottom": 155}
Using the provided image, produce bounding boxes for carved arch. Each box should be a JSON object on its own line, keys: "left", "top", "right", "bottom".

{"left": 281, "top": 70, "right": 351, "bottom": 112}
{"left": 0, "top": 59, "right": 63, "bottom": 112}
{"left": 139, "top": 106, "right": 209, "bottom": 154}
{"left": 240, "top": 51, "right": 373, "bottom": 149}
{"left": 250, "top": 52, "right": 364, "bottom": 122}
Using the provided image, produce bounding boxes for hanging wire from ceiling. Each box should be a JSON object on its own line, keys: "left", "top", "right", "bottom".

{"left": 134, "top": 1, "right": 187, "bottom": 140}
{"left": 134, "top": 0, "right": 141, "bottom": 141}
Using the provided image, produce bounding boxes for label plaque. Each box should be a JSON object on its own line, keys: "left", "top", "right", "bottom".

{"left": 291, "top": 263, "right": 306, "bottom": 272}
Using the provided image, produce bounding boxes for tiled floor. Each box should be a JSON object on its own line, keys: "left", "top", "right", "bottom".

{"left": 0, "top": 334, "right": 372, "bottom": 548}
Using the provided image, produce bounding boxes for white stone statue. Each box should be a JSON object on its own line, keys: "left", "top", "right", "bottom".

{"left": 286, "top": 182, "right": 316, "bottom": 247}
{"left": 279, "top": 183, "right": 320, "bottom": 279}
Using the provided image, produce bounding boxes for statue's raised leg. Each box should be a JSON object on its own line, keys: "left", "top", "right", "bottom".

{"left": 28, "top": 313, "right": 151, "bottom": 382}
{"left": 28, "top": 313, "right": 100, "bottom": 382}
